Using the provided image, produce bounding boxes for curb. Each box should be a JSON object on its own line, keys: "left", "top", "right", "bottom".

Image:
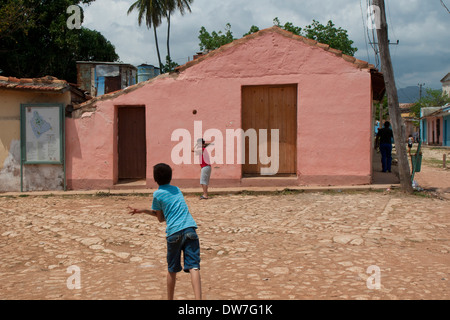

{"left": 0, "top": 184, "right": 401, "bottom": 198}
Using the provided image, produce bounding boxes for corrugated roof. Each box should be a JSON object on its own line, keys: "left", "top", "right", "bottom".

{"left": 0, "top": 76, "right": 69, "bottom": 92}
{"left": 76, "top": 61, "right": 137, "bottom": 70}
{"left": 421, "top": 105, "right": 450, "bottom": 118}
{"left": 427, "top": 104, "right": 450, "bottom": 118}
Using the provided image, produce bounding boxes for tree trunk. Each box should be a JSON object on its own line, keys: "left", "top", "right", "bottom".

{"left": 153, "top": 23, "right": 163, "bottom": 72}
{"left": 373, "top": 0, "right": 414, "bottom": 193}
{"left": 167, "top": 13, "right": 171, "bottom": 66}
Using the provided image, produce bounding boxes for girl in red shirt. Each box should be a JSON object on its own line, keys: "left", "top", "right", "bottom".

{"left": 193, "top": 139, "right": 212, "bottom": 200}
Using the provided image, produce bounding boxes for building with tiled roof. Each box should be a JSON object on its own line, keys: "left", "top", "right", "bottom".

{"left": 0, "top": 76, "right": 89, "bottom": 192}
{"left": 66, "top": 26, "right": 385, "bottom": 190}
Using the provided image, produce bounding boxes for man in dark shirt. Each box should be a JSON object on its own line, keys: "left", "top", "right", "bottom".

{"left": 376, "top": 121, "right": 394, "bottom": 173}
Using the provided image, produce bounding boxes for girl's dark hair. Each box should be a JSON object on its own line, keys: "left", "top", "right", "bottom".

{"left": 153, "top": 163, "right": 172, "bottom": 185}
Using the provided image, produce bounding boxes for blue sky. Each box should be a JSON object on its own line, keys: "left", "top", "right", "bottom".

{"left": 81, "top": 0, "right": 450, "bottom": 89}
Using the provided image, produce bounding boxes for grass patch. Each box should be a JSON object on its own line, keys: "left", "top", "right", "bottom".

{"left": 94, "top": 191, "right": 112, "bottom": 197}
{"left": 423, "top": 158, "right": 446, "bottom": 168}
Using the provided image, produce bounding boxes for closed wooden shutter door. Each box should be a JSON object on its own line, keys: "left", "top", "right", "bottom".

{"left": 242, "top": 85, "right": 297, "bottom": 175}
{"left": 118, "top": 107, "right": 146, "bottom": 180}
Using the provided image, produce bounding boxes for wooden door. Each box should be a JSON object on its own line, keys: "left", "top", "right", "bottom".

{"left": 105, "top": 76, "right": 121, "bottom": 94}
{"left": 118, "top": 107, "right": 146, "bottom": 180}
{"left": 242, "top": 86, "right": 269, "bottom": 175}
{"left": 242, "top": 85, "right": 297, "bottom": 176}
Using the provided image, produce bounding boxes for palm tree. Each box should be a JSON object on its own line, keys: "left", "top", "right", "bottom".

{"left": 164, "top": 0, "right": 193, "bottom": 66}
{"left": 128, "top": 0, "right": 165, "bottom": 71}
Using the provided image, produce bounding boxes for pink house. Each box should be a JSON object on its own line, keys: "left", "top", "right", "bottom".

{"left": 66, "top": 26, "right": 385, "bottom": 190}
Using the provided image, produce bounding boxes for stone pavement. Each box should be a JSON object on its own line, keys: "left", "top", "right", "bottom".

{"left": 0, "top": 188, "right": 448, "bottom": 300}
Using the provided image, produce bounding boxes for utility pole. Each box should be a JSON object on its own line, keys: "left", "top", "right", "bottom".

{"left": 418, "top": 83, "right": 425, "bottom": 100}
{"left": 372, "top": 0, "right": 414, "bottom": 193}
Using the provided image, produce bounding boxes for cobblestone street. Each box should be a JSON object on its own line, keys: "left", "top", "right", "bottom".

{"left": 0, "top": 189, "right": 448, "bottom": 300}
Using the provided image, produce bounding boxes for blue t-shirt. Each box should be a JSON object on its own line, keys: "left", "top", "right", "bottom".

{"left": 152, "top": 184, "right": 197, "bottom": 237}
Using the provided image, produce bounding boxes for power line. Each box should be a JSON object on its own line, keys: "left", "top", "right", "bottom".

{"left": 386, "top": 0, "right": 397, "bottom": 41}
{"left": 365, "top": 0, "right": 401, "bottom": 69}
{"left": 385, "top": 0, "right": 399, "bottom": 63}
{"left": 360, "top": 0, "right": 371, "bottom": 63}
{"left": 366, "top": 0, "right": 380, "bottom": 68}
{"left": 441, "top": 0, "right": 450, "bottom": 14}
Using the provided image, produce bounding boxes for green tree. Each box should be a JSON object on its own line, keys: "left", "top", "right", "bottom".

{"left": 161, "top": 55, "right": 179, "bottom": 73}
{"left": 200, "top": 19, "right": 357, "bottom": 57}
{"left": 272, "top": 17, "right": 302, "bottom": 36}
{"left": 77, "top": 28, "right": 119, "bottom": 62}
{"left": 0, "top": 0, "right": 35, "bottom": 41}
{"left": 0, "top": 0, "right": 118, "bottom": 83}
{"left": 198, "top": 23, "right": 235, "bottom": 51}
{"left": 411, "top": 88, "right": 450, "bottom": 118}
{"left": 128, "top": 0, "right": 165, "bottom": 70}
{"left": 303, "top": 20, "right": 357, "bottom": 56}
{"left": 243, "top": 25, "right": 260, "bottom": 37}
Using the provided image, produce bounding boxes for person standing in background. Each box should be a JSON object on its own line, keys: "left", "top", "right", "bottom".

{"left": 376, "top": 121, "right": 394, "bottom": 173}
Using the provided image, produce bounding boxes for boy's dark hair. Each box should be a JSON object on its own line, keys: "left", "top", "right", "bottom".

{"left": 384, "top": 121, "right": 391, "bottom": 128}
{"left": 153, "top": 163, "right": 172, "bottom": 185}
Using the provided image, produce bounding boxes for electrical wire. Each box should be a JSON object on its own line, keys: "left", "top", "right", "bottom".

{"left": 366, "top": 0, "right": 380, "bottom": 68}
{"left": 386, "top": 0, "right": 399, "bottom": 68}
{"left": 441, "top": 0, "right": 450, "bottom": 14}
{"left": 360, "top": 0, "right": 371, "bottom": 64}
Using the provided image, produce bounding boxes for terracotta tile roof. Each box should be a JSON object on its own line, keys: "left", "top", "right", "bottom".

{"left": 175, "top": 26, "right": 376, "bottom": 73}
{"left": 73, "top": 26, "right": 383, "bottom": 116}
{"left": 0, "top": 75, "right": 69, "bottom": 92}
{"left": 399, "top": 103, "right": 415, "bottom": 113}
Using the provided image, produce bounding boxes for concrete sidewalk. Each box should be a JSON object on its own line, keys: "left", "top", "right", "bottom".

{"left": 1, "top": 147, "right": 401, "bottom": 198}
{"left": 0, "top": 182, "right": 401, "bottom": 198}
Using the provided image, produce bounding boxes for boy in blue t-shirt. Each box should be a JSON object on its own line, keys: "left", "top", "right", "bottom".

{"left": 128, "top": 163, "right": 202, "bottom": 300}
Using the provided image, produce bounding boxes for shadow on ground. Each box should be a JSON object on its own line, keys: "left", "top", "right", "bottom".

{"left": 372, "top": 148, "right": 400, "bottom": 185}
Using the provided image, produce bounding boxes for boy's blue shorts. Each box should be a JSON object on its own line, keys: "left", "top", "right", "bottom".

{"left": 166, "top": 228, "right": 201, "bottom": 273}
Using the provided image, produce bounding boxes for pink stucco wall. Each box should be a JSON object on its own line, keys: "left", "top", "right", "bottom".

{"left": 66, "top": 28, "right": 374, "bottom": 190}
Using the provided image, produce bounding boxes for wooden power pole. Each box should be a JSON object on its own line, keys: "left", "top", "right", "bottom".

{"left": 373, "top": 0, "right": 414, "bottom": 193}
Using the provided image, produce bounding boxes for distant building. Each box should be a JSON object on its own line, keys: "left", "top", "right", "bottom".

{"left": 137, "top": 64, "right": 160, "bottom": 83}
{"left": 441, "top": 73, "right": 450, "bottom": 97}
{"left": 400, "top": 103, "right": 419, "bottom": 139}
{"left": 0, "top": 76, "right": 89, "bottom": 192}
{"left": 76, "top": 62, "right": 137, "bottom": 97}
{"left": 420, "top": 73, "right": 450, "bottom": 146}
{"left": 420, "top": 104, "right": 450, "bottom": 146}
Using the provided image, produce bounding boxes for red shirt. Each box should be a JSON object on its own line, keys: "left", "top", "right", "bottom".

{"left": 200, "top": 147, "right": 211, "bottom": 168}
